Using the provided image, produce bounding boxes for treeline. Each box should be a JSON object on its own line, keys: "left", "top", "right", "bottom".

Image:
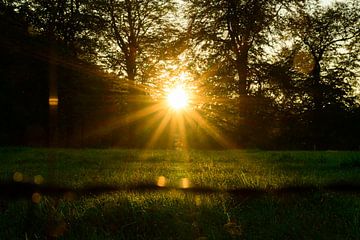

{"left": 0, "top": 2, "right": 123, "bottom": 147}
{"left": 0, "top": 0, "right": 359, "bottom": 149}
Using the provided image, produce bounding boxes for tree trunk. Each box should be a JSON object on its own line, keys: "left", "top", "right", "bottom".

{"left": 311, "top": 60, "right": 322, "bottom": 112}
{"left": 235, "top": 49, "right": 250, "bottom": 147}
{"left": 235, "top": 51, "right": 249, "bottom": 96}
{"left": 310, "top": 59, "right": 323, "bottom": 149}
{"left": 125, "top": 41, "right": 139, "bottom": 147}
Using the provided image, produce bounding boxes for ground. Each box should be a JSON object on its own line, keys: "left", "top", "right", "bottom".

{"left": 0, "top": 148, "right": 359, "bottom": 239}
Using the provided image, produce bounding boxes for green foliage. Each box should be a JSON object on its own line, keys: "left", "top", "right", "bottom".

{"left": 1, "top": 0, "right": 360, "bottom": 149}
{"left": 90, "top": 0, "right": 179, "bottom": 81}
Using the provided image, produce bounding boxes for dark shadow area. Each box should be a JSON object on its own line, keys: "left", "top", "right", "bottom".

{"left": 0, "top": 182, "right": 121, "bottom": 200}
{"left": 324, "top": 182, "right": 360, "bottom": 193}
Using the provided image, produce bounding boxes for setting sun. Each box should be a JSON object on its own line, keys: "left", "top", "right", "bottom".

{"left": 167, "top": 87, "right": 189, "bottom": 110}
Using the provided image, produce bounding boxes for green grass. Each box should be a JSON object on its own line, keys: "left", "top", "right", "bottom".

{"left": 0, "top": 148, "right": 360, "bottom": 239}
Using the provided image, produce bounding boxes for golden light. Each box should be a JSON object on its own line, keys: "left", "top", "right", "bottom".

{"left": 167, "top": 87, "right": 189, "bottom": 110}
{"left": 34, "top": 175, "right": 44, "bottom": 185}
{"left": 32, "top": 192, "right": 42, "bottom": 204}
{"left": 83, "top": 60, "right": 236, "bottom": 150}
{"left": 49, "top": 97, "right": 58, "bottom": 106}
{"left": 180, "top": 178, "right": 190, "bottom": 189}
{"left": 13, "top": 171, "right": 23, "bottom": 182}
{"left": 195, "top": 195, "right": 201, "bottom": 206}
{"left": 156, "top": 176, "right": 167, "bottom": 187}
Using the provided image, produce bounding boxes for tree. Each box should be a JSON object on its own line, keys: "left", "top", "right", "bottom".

{"left": 4, "top": 0, "right": 111, "bottom": 146}
{"left": 86, "top": 0, "right": 179, "bottom": 146}
{"left": 0, "top": 2, "right": 50, "bottom": 146}
{"left": 185, "top": 0, "right": 300, "bottom": 146}
{"left": 187, "top": 0, "right": 301, "bottom": 95}
{"left": 286, "top": 0, "right": 360, "bottom": 148}
{"left": 92, "top": 0, "right": 177, "bottom": 81}
{"left": 0, "top": 0, "right": 122, "bottom": 147}
{"left": 11, "top": 0, "right": 104, "bottom": 59}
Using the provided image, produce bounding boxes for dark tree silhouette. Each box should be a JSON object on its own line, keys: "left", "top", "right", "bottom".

{"left": 287, "top": 0, "right": 360, "bottom": 148}
{"left": 0, "top": 2, "right": 49, "bottom": 146}
{"left": 93, "top": 0, "right": 177, "bottom": 81}
{"left": 1, "top": 0, "right": 360, "bottom": 149}
{"left": 89, "top": 0, "right": 179, "bottom": 146}
{"left": 0, "top": 1, "right": 119, "bottom": 147}
{"left": 185, "top": 0, "right": 301, "bottom": 146}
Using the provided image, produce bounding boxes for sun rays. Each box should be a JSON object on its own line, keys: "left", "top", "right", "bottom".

{"left": 140, "top": 85, "right": 234, "bottom": 149}
{"left": 80, "top": 66, "right": 235, "bottom": 149}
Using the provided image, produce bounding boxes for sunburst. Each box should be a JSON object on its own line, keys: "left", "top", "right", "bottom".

{"left": 84, "top": 69, "right": 234, "bottom": 150}
{"left": 167, "top": 86, "right": 189, "bottom": 110}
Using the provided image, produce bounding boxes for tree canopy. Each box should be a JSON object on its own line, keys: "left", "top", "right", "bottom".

{"left": 1, "top": 0, "right": 359, "bottom": 149}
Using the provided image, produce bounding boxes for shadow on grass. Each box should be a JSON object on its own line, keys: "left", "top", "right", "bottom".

{"left": 1, "top": 181, "right": 360, "bottom": 200}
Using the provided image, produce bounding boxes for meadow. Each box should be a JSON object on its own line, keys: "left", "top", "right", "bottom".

{"left": 0, "top": 148, "right": 359, "bottom": 239}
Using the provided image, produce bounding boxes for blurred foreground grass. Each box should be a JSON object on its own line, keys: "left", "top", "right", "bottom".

{"left": 0, "top": 148, "right": 359, "bottom": 239}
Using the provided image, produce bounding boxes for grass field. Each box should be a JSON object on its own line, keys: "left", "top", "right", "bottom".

{"left": 0, "top": 148, "right": 360, "bottom": 239}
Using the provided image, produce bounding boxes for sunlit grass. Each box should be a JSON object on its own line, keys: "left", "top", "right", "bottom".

{"left": 0, "top": 148, "right": 360, "bottom": 239}
{"left": 1, "top": 148, "right": 360, "bottom": 188}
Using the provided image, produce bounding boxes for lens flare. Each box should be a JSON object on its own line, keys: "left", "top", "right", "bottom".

{"left": 157, "top": 176, "right": 167, "bottom": 187}
{"left": 13, "top": 172, "right": 23, "bottom": 182}
{"left": 32, "top": 192, "right": 41, "bottom": 204}
{"left": 49, "top": 97, "right": 58, "bottom": 106}
{"left": 34, "top": 175, "right": 44, "bottom": 185}
{"left": 180, "top": 178, "right": 190, "bottom": 189}
{"left": 195, "top": 195, "right": 201, "bottom": 206}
